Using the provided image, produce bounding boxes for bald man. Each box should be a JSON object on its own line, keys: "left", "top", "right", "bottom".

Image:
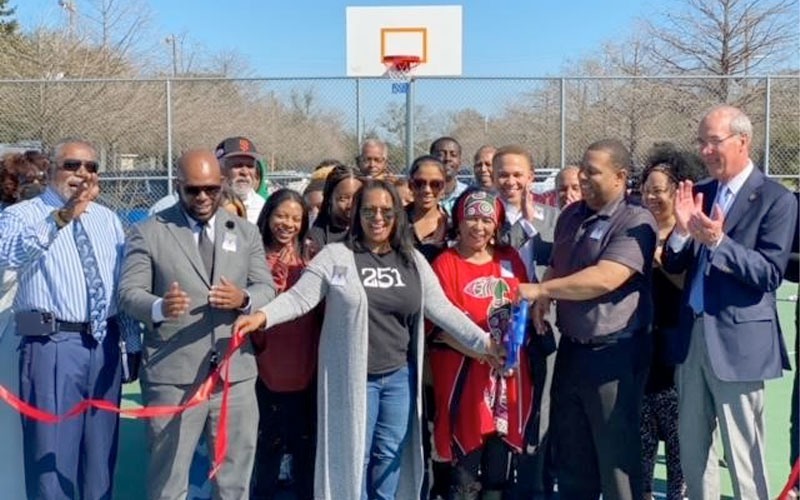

{"left": 555, "top": 165, "right": 581, "bottom": 208}
{"left": 119, "top": 149, "right": 274, "bottom": 500}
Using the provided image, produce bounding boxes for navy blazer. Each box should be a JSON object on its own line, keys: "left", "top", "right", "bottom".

{"left": 662, "top": 167, "right": 797, "bottom": 382}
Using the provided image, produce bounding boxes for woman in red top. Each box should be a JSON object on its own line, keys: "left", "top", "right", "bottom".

{"left": 431, "top": 188, "right": 534, "bottom": 500}
{"left": 251, "top": 189, "right": 322, "bottom": 500}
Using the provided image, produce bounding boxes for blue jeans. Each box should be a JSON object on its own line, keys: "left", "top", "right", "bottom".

{"left": 362, "top": 364, "right": 414, "bottom": 500}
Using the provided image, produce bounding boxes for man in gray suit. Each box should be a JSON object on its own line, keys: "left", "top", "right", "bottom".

{"left": 663, "top": 105, "right": 797, "bottom": 499}
{"left": 119, "top": 149, "right": 274, "bottom": 500}
{"left": 492, "top": 145, "right": 559, "bottom": 499}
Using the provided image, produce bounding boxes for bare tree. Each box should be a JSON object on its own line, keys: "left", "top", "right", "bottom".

{"left": 646, "top": 0, "right": 799, "bottom": 100}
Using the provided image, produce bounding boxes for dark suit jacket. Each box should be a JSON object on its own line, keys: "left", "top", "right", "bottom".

{"left": 662, "top": 167, "right": 797, "bottom": 382}
{"left": 119, "top": 205, "right": 275, "bottom": 386}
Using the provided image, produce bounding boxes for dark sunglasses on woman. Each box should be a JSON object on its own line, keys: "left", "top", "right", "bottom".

{"left": 411, "top": 178, "right": 444, "bottom": 192}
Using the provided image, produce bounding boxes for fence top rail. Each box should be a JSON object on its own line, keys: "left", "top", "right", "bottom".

{"left": 0, "top": 74, "right": 797, "bottom": 84}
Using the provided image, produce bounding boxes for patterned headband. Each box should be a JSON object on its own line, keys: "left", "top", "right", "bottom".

{"left": 457, "top": 190, "right": 502, "bottom": 226}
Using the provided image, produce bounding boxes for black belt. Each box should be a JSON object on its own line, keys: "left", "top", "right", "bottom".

{"left": 56, "top": 320, "right": 91, "bottom": 334}
{"left": 563, "top": 329, "right": 634, "bottom": 346}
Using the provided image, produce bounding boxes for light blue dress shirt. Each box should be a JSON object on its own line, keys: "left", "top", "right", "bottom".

{"left": 0, "top": 187, "right": 128, "bottom": 337}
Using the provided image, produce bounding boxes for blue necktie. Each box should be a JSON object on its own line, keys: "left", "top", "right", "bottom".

{"left": 688, "top": 186, "right": 732, "bottom": 314}
{"left": 73, "top": 218, "right": 108, "bottom": 342}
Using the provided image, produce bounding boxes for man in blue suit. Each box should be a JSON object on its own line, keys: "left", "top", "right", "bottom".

{"left": 663, "top": 105, "right": 797, "bottom": 499}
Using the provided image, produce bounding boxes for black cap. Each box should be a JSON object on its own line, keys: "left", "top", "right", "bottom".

{"left": 214, "top": 136, "right": 260, "bottom": 161}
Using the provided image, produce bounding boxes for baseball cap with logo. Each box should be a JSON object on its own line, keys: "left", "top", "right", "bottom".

{"left": 214, "top": 136, "right": 261, "bottom": 161}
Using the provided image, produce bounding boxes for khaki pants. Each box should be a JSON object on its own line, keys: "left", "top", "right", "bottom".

{"left": 677, "top": 318, "right": 769, "bottom": 500}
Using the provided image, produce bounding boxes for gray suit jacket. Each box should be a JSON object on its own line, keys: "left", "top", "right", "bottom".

{"left": 499, "top": 203, "right": 560, "bottom": 281}
{"left": 118, "top": 204, "right": 274, "bottom": 385}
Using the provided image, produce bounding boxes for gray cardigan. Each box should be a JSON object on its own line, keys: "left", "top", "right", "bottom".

{"left": 262, "top": 242, "right": 490, "bottom": 500}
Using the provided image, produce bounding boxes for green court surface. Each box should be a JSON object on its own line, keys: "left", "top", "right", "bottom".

{"left": 113, "top": 285, "right": 799, "bottom": 499}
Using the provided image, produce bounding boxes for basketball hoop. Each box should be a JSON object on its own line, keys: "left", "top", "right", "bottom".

{"left": 382, "top": 55, "right": 422, "bottom": 82}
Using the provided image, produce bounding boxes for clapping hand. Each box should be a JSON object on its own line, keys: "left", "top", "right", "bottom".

{"left": 673, "top": 180, "right": 698, "bottom": 236}
{"left": 209, "top": 276, "right": 246, "bottom": 310}
{"left": 232, "top": 311, "right": 267, "bottom": 336}
{"left": 162, "top": 282, "right": 191, "bottom": 318}
{"left": 688, "top": 204, "right": 725, "bottom": 247}
{"left": 675, "top": 180, "right": 725, "bottom": 246}
{"left": 522, "top": 183, "right": 537, "bottom": 223}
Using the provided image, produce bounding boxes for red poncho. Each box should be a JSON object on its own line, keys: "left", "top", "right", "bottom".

{"left": 430, "top": 246, "right": 534, "bottom": 462}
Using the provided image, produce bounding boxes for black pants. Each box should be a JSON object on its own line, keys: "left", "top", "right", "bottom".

{"left": 422, "top": 383, "right": 452, "bottom": 499}
{"left": 251, "top": 380, "right": 316, "bottom": 500}
{"left": 450, "top": 435, "right": 513, "bottom": 496}
{"left": 511, "top": 330, "right": 558, "bottom": 499}
{"left": 791, "top": 303, "right": 799, "bottom": 466}
{"left": 550, "top": 334, "right": 650, "bottom": 500}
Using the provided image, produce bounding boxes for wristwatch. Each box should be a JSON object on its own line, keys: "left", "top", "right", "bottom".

{"left": 52, "top": 209, "right": 71, "bottom": 229}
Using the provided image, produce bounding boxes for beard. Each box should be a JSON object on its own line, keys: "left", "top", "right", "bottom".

{"left": 230, "top": 178, "right": 252, "bottom": 198}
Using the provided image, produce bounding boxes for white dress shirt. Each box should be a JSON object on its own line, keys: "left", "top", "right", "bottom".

{"left": 502, "top": 200, "right": 539, "bottom": 282}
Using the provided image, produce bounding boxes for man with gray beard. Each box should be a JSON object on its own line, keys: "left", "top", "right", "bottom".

{"left": 215, "top": 136, "right": 265, "bottom": 224}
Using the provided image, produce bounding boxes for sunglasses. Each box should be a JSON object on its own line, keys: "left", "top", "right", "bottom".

{"left": 61, "top": 159, "right": 99, "bottom": 173}
{"left": 411, "top": 178, "right": 445, "bottom": 192}
{"left": 360, "top": 207, "right": 396, "bottom": 220}
{"left": 181, "top": 185, "right": 222, "bottom": 196}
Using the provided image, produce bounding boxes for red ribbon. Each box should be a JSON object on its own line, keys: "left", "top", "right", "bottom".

{"left": 0, "top": 329, "right": 248, "bottom": 479}
{"left": 778, "top": 458, "right": 799, "bottom": 500}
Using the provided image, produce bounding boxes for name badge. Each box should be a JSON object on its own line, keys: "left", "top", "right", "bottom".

{"left": 589, "top": 221, "right": 609, "bottom": 241}
{"left": 331, "top": 266, "right": 347, "bottom": 287}
{"left": 221, "top": 232, "right": 237, "bottom": 252}
{"left": 500, "top": 260, "right": 514, "bottom": 278}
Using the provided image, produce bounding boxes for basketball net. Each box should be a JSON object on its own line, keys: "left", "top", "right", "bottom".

{"left": 382, "top": 56, "right": 421, "bottom": 82}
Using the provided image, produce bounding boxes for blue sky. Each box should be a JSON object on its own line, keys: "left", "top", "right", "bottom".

{"left": 14, "top": 0, "right": 656, "bottom": 77}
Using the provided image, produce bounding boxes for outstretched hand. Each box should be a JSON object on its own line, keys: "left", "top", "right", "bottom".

{"left": 209, "top": 276, "right": 246, "bottom": 310}
{"left": 232, "top": 311, "right": 267, "bottom": 336}
{"left": 484, "top": 337, "right": 507, "bottom": 372}
{"left": 516, "top": 283, "right": 543, "bottom": 303}
{"left": 162, "top": 281, "right": 191, "bottom": 318}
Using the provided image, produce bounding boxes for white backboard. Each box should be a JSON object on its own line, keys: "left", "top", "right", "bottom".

{"left": 346, "top": 5, "right": 463, "bottom": 77}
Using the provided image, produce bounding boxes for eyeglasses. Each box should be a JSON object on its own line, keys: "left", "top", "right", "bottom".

{"left": 642, "top": 186, "right": 673, "bottom": 196}
{"left": 360, "top": 206, "right": 396, "bottom": 220}
{"left": 411, "top": 178, "right": 445, "bottom": 192}
{"left": 61, "top": 159, "right": 99, "bottom": 173}
{"left": 181, "top": 185, "right": 222, "bottom": 196}
{"left": 359, "top": 156, "right": 386, "bottom": 165}
{"left": 695, "top": 134, "right": 738, "bottom": 149}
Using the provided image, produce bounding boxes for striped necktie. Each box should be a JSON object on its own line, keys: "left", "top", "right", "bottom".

{"left": 73, "top": 218, "right": 108, "bottom": 342}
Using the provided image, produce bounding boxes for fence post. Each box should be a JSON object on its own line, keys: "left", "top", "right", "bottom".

{"left": 763, "top": 76, "right": 771, "bottom": 176}
{"left": 356, "top": 78, "right": 363, "bottom": 149}
{"left": 560, "top": 77, "right": 566, "bottom": 169}
{"left": 405, "top": 78, "right": 415, "bottom": 171}
{"left": 166, "top": 78, "right": 174, "bottom": 195}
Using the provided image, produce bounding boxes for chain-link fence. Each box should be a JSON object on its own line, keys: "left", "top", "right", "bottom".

{"left": 0, "top": 75, "right": 797, "bottom": 222}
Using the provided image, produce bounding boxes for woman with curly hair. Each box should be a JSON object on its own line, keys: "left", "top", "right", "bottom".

{"left": 0, "top": 150, "right": 49, "bottom": 498}
{"left": 639, "top": 143, "right": 705, "bottom": 500}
